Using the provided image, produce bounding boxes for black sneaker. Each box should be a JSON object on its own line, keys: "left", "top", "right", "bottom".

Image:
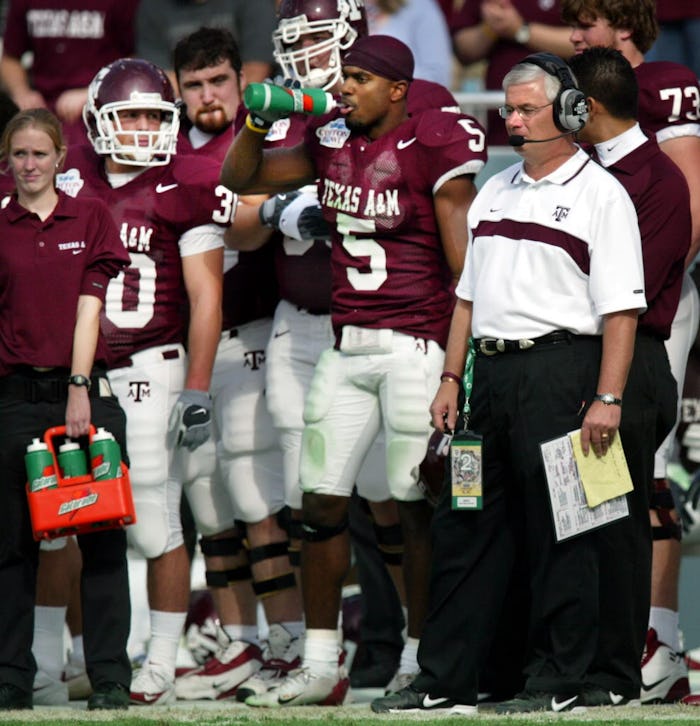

{"left": 371, "top": 684, "right": 477, "bottom": 715}
{"left": 0, "top": 684, "right": 32, "bottom": 710}
{"left": 88, "top": 682, "right": 129, "bottom": 710}
{"left": 581, "top": 688, "right": 641, "bottom": 707}
{"left": 496, "top": 690, "right": 580, "bottom": 714}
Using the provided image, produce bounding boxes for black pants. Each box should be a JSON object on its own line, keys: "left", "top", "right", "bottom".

{"left": 0, "top": 384, "right": 131, "bottom": 695}
{"left": 586, "top": 333, "right": 677, "bottom": 696}
{"left": 414, "top": 336, "right": 610, "bottom": 702}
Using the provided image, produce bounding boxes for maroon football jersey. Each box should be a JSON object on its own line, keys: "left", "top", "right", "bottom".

{"left": 597, "top": 137, "right": 690, "bottom": 339}
{"left": 3, "top": 1, "right": 138, "bottom": 104}
{"left": 58, "top": 145, "right": 232, "bottom": 367}
{"left": 178, "top": 122, "right": 279, "bottom": 328}
{"left": 635, "top": 61, "right": 700, "bottom": 139}
{"left": 655, "top": 1, "right": 700, "bottom": 22}
{"left": 304, "top": 108, "right": 486, "bottom": 347}
{"left": 259, "top": 78, "right": 465, "bottom": 314}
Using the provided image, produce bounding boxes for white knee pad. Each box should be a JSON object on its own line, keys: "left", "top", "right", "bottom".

{"left": 300, "top": 349, "right": 343, "bottom": 491}
{"left": 127, "top": 476, "right": 184, "bottom": 558}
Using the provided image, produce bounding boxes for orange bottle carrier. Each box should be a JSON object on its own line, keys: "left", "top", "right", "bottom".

{"left": 26, "top": 425, "right": 136, "bottom": 540}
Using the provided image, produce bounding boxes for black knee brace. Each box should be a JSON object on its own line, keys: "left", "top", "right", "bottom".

{"left": 247, "top": 540, "right": 296, "bottom": 599}
{"left": 301, "top": 516, "right": 349, "bottom": 542}
{"left": 651, "top": 479, "right": 682, "bottom": 541}
{"left": 373, "top": 522, "right": 404, "bottom": 566}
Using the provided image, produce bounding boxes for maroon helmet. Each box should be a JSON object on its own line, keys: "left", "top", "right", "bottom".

{"left": 417, "top": 429, "right": 451, "bottom": 507}
{"left": 273, "top": 0, "right": 368, "bottom": 90}
{"left": 83, "top": 58, "right": 179, "bottom": 166}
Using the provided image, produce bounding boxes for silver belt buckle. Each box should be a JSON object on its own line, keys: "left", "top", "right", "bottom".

{"left": 518, "top": 339, "right": 535, "bottom": 350}
{"left": 479, "top": 338, "right": 499, "bottom": 355}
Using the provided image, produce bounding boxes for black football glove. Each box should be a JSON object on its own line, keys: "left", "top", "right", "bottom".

{"left": 259, "top": 190, "right": 331, "bottom": 240}
{"left": 166, "top": 389, "right": 212, "bottom": 451}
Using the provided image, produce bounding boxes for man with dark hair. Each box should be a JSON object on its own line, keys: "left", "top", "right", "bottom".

{"left": 563, "top": 0, "right": 700, "bottom": 703}
{"left": 221, "top": 34, "right": 486, "bottom": 707}
{"left": 170, "top": 26, "right": 305, "bottom": 703}
{"left": 569, "top": 44, "right": 689, "bottom": 707}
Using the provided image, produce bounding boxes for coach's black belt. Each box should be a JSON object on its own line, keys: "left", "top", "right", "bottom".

{"left": 474, "top": 330, "right": 580, "bottom": 356}
{"left": 0, "top": 372, "right": 110, "bottom": 403}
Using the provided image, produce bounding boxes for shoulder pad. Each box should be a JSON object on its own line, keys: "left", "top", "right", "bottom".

{"left": 414, "top": 110, "right": 481, "bottom": 148}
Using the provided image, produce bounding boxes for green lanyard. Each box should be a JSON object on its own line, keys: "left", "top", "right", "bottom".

{"left": 462, "top": 337, "right": 475, "bottom": 426}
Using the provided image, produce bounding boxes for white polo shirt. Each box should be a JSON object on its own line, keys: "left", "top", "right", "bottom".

{"left": 457, "top": 147, "right": 647, "bottom": 339}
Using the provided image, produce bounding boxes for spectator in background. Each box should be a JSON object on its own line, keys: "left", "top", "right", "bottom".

{"left": 450, "top": 0, "right": 571, "bottom": 144}
{"left": 0, "top": 0, "right": 139, "bottom": 146}
{"left": 365, "top": 0, "right": 454, "bottom": 87}
{"left": 646, "top": 1, "right": 700, "bottom": 80}
{"left": 136, "top": 0, "right": 276, "bottom": 89}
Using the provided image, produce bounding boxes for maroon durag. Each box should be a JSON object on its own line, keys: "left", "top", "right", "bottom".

{"left": 341, "top": 34, "right": 415, "bottom": 82}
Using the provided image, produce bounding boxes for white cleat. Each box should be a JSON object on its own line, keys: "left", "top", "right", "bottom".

{"left": 641, "top": 628, "right": 690, "bottom": 704}
{"left": 130, "top": 660, "right": 175, "bottom": 706}
{"left": 175, "top": 637, "right": 262, "bottom": 701}
{"left": 235, "top": 623, "right": 302, "bottom": 702}
{"left": 245, "top": 665, "right": 350, "bottom": 707}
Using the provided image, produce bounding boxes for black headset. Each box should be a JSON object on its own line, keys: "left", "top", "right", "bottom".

{"left": 522, "top": 52, "right": 589, "bottom": 132}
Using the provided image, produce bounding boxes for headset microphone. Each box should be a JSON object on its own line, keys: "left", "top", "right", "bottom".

{"left": 508, "top": 129, "right": 577, "bottom": 147}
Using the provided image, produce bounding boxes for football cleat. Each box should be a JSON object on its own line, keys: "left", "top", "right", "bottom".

{"left": 62, "top": 651, "right": 92, "bottom": 700}
{"left": 245, "top": 665, "right": 349, "bottom": 707}
{"left": 129, "top": 660, "right": 175, "bottom": 706}
{"left": 175, "top": 636, "right": 262, "bottom": 701}
{"left": 495, "top": 690, "right": 581, "bottom": 714}
{"left": 235, "top": 623, "right": 302, "bottom": 702}
{"left": 33, "top": 669, "right": 69, "bottom": 706}
{"left": 385, "top": 670, "right": 418, "bottom": 695}
{"left": 580, "top": 688, "right": 641, "bottom": 707}
{"left": 641, "top": 628, "right": 690, "bottom": 704}
{"left": 371, "top": 684, "right": 477, "bottom": 715}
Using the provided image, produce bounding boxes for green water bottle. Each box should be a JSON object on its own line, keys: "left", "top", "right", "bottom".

{"left": 89, "top": 428, "right": 122, "bottom": 480}
{"left": 58, "top": 441, "right": 88, "bottom": 479}
{"left": 25, "top": 438, "right": 58, "bottom": 492}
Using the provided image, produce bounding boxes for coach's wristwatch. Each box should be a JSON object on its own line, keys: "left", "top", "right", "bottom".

{"left": 68, "top": 374, "right": 92, "bottom": 391}
{"left": 593, "top": 393, "right": 622, "bottom": 406}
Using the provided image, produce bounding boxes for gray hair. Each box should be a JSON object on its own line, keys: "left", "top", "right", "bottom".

{"left": 503, "top": 63, "right": 561, "bottom": 102}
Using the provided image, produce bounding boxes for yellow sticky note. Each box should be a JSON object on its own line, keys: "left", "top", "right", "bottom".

{"left": 569, "top": 430, "right": 633, "bottom": 508}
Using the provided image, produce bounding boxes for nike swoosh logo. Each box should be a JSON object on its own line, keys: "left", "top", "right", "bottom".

{"left": 273, "top": 329, "right": 290, "bottom": 338}
{"left": 156, "top": 183, "right": 178, "bottom": 193}
{"left": 397, "top": 137, "right": 416, "bottom": 150}
{"left": 423, "top": 695, "right": 449, "bottom": 708}
{"left": 133, "top": 692, "right": 161, "bottom": 703}
{"left": 191, "top": 407, "right": 207, "bottom": 415}
{"left": 489, "top": 208, "right": 501, "bottom": 213}
{"left": 609, "top": 692, "right": 624, "bottom": 705}
{"left": 642, "top": 675, "right": 671, "bottom": 691}
{"left": 551, "top": 695, "right": 578, "bottom": 711}
{"left": 72, "top": 249, "right": 83, "bottom": 255}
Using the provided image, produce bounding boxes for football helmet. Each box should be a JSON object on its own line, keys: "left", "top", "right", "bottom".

{"left": 83, "top": 58, "right": 179, "bottom": 166}
{"left": 273, "top": 0, "right": 368, "bottom": 90}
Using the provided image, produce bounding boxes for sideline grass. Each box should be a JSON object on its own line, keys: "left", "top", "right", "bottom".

{"left": 2, "top": 705, "right": 700, "bottom": 726}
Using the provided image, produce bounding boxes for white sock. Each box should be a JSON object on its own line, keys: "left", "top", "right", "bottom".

{"left": 649, "top": 607, "right": 680, "bottom": 651}
{"left": 222, "top": 623, "right": 258, "bottom": 645}
{"left": 147, "top": 610, "right": 186, "bottom": 677}
{"left": 399, "top": 637, "right": 419, "bottom": 674}
{"left": 33, "top": 606, "right": 67, "bottom": 679}
{"left": 70, "top": 635, "right": 86, "bottom": 667}
{"left": 304, "top": 628, "right": 339, "bottom": 677}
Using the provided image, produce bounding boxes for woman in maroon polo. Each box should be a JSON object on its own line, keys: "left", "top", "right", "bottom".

{"left": 0, "top": 108, "right": 132, "bottom": 710}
